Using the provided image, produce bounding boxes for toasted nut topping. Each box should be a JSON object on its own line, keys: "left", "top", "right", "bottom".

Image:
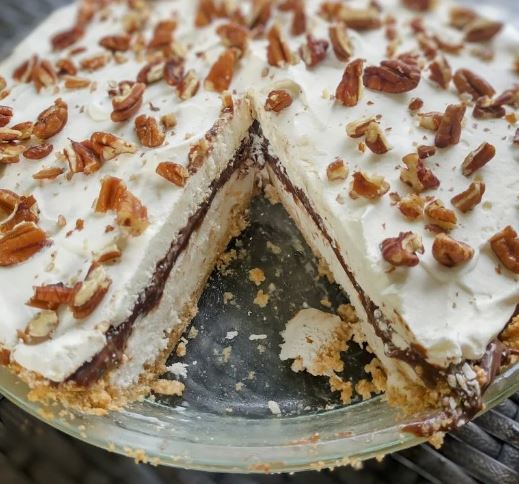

{"left": 51, "top": 25, "right": 85, "bottom": 51}
{"left": 346, "top": 116, "right": 377, "bottom": 138}
{"left": 111, "top": 82, "right": 145, "bottom": 122}
{"left": 187, "top": 138, "right": 210, "bottom": 174}
{"left": 0, "top": 106, "right": 13, "bottom": 128}
{"left": 464, "top": 18, "right": 503, "bottom": 43}
{"left": 99, "top": 34, "right": 131, "bottom": 52}
{"left": 336, "top": 58, "right": 364, "bottom": 107}
{"left": 0, "top": 128, "right": 22, "bottom": 143}
{"left": 398, "top": 194, "right": 425, "bottom": 220}
{"left": 32, "top": 59, "right": 58, "bottom": 92}
{"left": 402, "top": 0, "right": 436, "bottom": 11}
{"left": 80, "top": 53, "right": 109, "bottom": 72}
{"left": 0, "top": 222, "right": 48, "bottom": 267}
{"left": 56, "top": 58, "right": 78, "bottom": 76}
{"left": 71, "top": 264, "right": 112, "bottom": 319}
{"left": 350, "top": 171, "right": 389, "bottom": 200}
{"left": 28, "top": 283, "right": 74, "bottom": 310}
{"left": 300, "top": 35, "right": 329, "bottom": 68}
{"left": 64, "top": 75, "right": 91, "bottom": 89}
{"left": 429, "top": 55, "right": 452, "bottom": 89}
{"left": 32, "top": 167, "right": 64, "bottom": 180}
{"left": 0, "top": 190, "right": 38, "bottom": 234}
{"left": 90, "top": 132, "right": 137, "bottom": 161}
{"left": 135, "top": 115, "right": 165, "bottom": 147}
{"left": 462, "top": 142, "right": 496, "bottom": 176}
{"left": 177, "top": 69, "right": 200, "bottom": 100}
{"left": 217, "top": 23, "right": 250, "bottom": 55}
{"left": 490, "top": 226, "right": 519, "bottom": 274}
{"left": 23, "top": 144, "right": 53, "bottom": 160}
{"left": 327, "top": 159, "right": 348, "bottom": 181}
{"left": 33, "top": 98, "right": 68, "bottom": 140}
{"left": 267, "top": 24, "right": 296, "bottom": 67}
{"left": 400, "top": 153, "right": 440, "bottom": 193}
{"left": 408, "top": 97, "right": 424, "bottom": 112}
{"left": 381, "top": 232, "right": 424, "bottom": 267}
{"left": 137, "top": 60, "right": 165, "bottom": 85}
{"left": 449, "top": 6, "right": 478, "bottom": 29}
{"left": 451, "top": 181, "right": 486, "bottom": 213}
{"left": 473, "top": 96, "right": 506, "bottom": 119}
{"left": 329, "top": 24, "right": 353, "bottom": 61}
{"left": 418, "top": 111, "right": 443, "bottom": 131}
{"left": 365, "top": 121, "right": 391, "bottom": 155}
{"left": 425, "top": 199, "right": 457, "bottom": 231}
{"left": 453, "top": 68, "right": 495, "bottom": 101}
{"left": 433, "top": 233, "right": 474, "bottom": 267}
{"left": 265, "top": 89, "right": 293, "bottom": 112}
{"left": 65, "top": 140, "right": 101, "bottom": 175}
{"left": 21, "top": 310, "right": 59, "bottom": 344}
{"left": 435, "top": 103, "right": 466, "bottom": 148}
{"left": 13, "top": 55, "right": 39, "bottom": 83}
{"left": 156, "top": 162, "right": 189, "bottom": 187}
{"left": 0, "top": 144, "right": 26, "bottom": 164}
{"left": 363, "top": 59, "right": 421, "bottom": 93}
{"left": 205, "top": 48, "right": 239, "bottom": 93}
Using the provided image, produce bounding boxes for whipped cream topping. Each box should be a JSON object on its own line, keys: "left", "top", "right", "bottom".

{"left": 0, "top": 0, "right": 517, "bottom": 383}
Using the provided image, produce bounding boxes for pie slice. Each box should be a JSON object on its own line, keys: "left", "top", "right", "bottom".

{"left": 0, "top": 0, "right": 518, "bottom": 432}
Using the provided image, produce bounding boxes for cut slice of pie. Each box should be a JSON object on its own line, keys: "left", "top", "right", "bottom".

{"left": 0, "top": 0, "right": 518, "bottom": 431}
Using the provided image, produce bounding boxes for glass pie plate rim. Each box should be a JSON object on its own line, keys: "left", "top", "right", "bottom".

{"left": 1, "top": 363, "right": 518, "bottom": 473}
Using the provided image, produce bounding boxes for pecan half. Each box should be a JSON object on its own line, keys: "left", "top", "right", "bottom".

{"left": 327, "top": 159, "right": 348, "bottom": 181}
{"left": 217, "top": 23, "right": 250, "bottom": 56}
{"left": 400, "top": 153, "right": 440, "bottom": 192}
{"left": 265, "top": 89, "right": 293, "bottom": 112}
{"left": 365, "top": 121, "right": 391, "bottom": 154}
{"left": 398, "top": 194, "right": 425, "bottom": 220}
{"left": 0, "top": 106, "right": 13, "bottom": 128}
{"left": 135, "top": 115, "right": 165, "bottom": 147}
{"left": 381, "top": 232, "right": 424, "bottom": 267}
{"left": 462, "top": 142, "right": 495, "bottom": 176}
{"left": 0, "top": 222, "right": 48, "bottom": 267}
{"left": 177, "top": 70, "right": 200, "bottom": 100}
{"left": 28, "top": 283, "right": 74, "bottom": 310}
{"left": 23, "top": 144, "right": 53, "bottom": 160}
{"left": 267, "top": 24, "right": 295, "bottom": 67}
{"left": 100, "top": 34, "right": 131, "bottom": 52}
{"left": 349, "top": 171, "right": 389, "bottom": 200}
{"left": 21, "top": 310, "right": 59, "bottom": 345}
{"left": 465, "top": 18, "right": 503, "bottom": 43}
{"left": 137, "top": 60, "right": 165, "bottom": 85}
{"left": 451, "top": 181, "right": 485, "bottom": 213}
{"left": 111, "top": 82, "right": 145, "bottom": 122}
{"left": 433, "top": 233, "right": 474, "bottom": 267}
{"left": 32, "top": 59, "right": 58, "bottom": 92}
{"left": 300, "top": 35, "right": 329, "bottom": 68}
{"left": 329, "top": 24, "right": 353, "bottom": 61}
{"left": 0, "top": 190, "right": 38, "bottom": 234}
{"left": 156, "top": 162, "right": 189, "bottom": 187}
{"left": 33, "top": 99, "right": 68, "bottom": 140}
{"left": 336, "top": 58, "right": 364, "bottom": 106}
{"left": 429, "top": 55, "right": 452, "bottom": 89}
{"left": 363, "top": 60, "right": 421, "bottom": 93}
{"left": 490, "top": 226, "right": 519, "bottom": 274}
{"left": 205, "top": 48, "right": 238, "bottom": 93}
{"left": 90, "top": 132, "right": 137, "bottom": 161}
{"left": 425, "top": 199, "right": 457, "bottom": 231}
{"left": 435, "top": 103, "right": 466, "bottom": 148}
{"left": 32, "top": 167, "right": 64, "bottom": 180}
{"left": 70, "top": 264, "right": 112, "bottom": 319}
{"left": 453, "top": 68, "right": 495, "bottom": 101}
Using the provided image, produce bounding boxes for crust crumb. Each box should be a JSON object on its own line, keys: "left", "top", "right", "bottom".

{"left": 254, "top": 289, "right": 269, "bottom": 307}
{"left": 151, "top": 379, "right": 184, "bottom": 396}
{"left": 249, "top": 267, "right": 266, "bottom": 286}
{"left": 329, "top": 376, "right": 353, "bottom": 405}
{"left": 264, "top": 183, "right": 280, "bottom": 205}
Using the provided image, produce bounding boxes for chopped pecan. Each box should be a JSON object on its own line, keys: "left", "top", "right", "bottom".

{"left": 65, "top": 140, "right": 101, "bottom": 175}
{"left": 265, "top": 89, "right": 293, "bottom": 112}
{"left": 148, "top": 19, "right": 178, "bottom": 53}
{"left": 100, "top": 34, "right": 131, "bottom": 52}
{"left": 267, "top": 24, "right": 295, "bottom": 67}
{"left": 0, "top": 222, "right": 48, "bottom": 267}
{"left": 451, "top": 181, "right": 485, "bottom": 213}
{"left": 425, "top": 199, "right": 457, "bottom": 231}
{"left": 111, "top": 82, "right": 145, "bottom": 122}
{"left": 63, "top": 75, "right": 91, "bottom": 89}
{"left": 0, "top": 144, "right": 25, "bottom": 164}
{"left": 336, "top": 58, "right": 364, "bottom": 106}
{"left": 290, "top": 1, "right": 307, "bottom": 36}
{"left": 95, "top": 177, "right": 126, "bottom": 213}
{"left": 490, "top": 226, "right": 519, "bottom": 274}
{"left": 90, "top": 132, "right": 137, "bottom": 161}
{"left": 408, "top": 97, "right": 424, "bottom": 112}
{"left": 217, "top": 23, "right": 250, "bottom": 55}
{"left": 337, "top": 5, "right": 382, "bottom": 31}
{"left": 300, "top": 35, "right": 329, "bottom": 68}
{"left": 187, "top": 138, "right": 210, "bottom": 174}
{"left": 349, "top": 171, "right": 389, "bottom": 200}
{"left": 0, "top": 128, "right": 22, "bottom": 143}
{"left": 249, "top": 0, "right": 272, "bottom": 30}
{"left": 28, "top": 283, "right": 74, "bottom": 310}
{"left": 449, "top": 6, "right": 478, "bottom": 29}
{"left": 195, "top": 0, "right": 218, "bottom": 27}
{"left": 419, "top": 111, "right": 443, "bottom": 131}
{"left": 462, "top": 142, "right": 495, "bottom": 176}
{"left": 0, "top": 106, "right": 13, "bottom": 128}
{"left": 363, "top": 59, "right": 421, "bottom": 93}
{"left": 137, "top": 60, "right": 165, "bottom": 85}
{"left": 494, "top": 86, "right": 519, "bottom": 108}
{"left": 398, "top": 193, "right": 425, "bottom": 220}
{"left": 220, "top": 92, "right": 234, "bottom": 113}
{"left": 33, "top": 98, "right": 68, "bottom": 140}
{"left": 0, "top": 190, "right": 38, "bottom": 234}
{"left": 453, "top": 68, "right": 495, "bottom": 101}
{"left": 13, "top": 55, "right": 39, "bottom": 83}
{"left": 135, "top": 115, "right": 165, "bottom": 147}
{"left": 70, "top": 264, "right": 112, "bottom": 319}
{"left": 177, "top": 70, "right": 200, "bottom": 100}
{"left": 381, "top": 232, "right": 424, "bottom": 267}
{"left": 326, "top": 159, "right": 348, "bottom": 181}
{"left": 465, "top": 18, "right": 503, "bottom": 43}
{"left": 50, "top": 25, "right": 85, "bottom": 51}
{"left": 156, "top": 162, "right": 189, "bottom": 187}
{"left": 428, "top": 55, "right": 452, "bottom": 89}
{"left": 163, "top": 58, "right": 184, "bottom": 87}
{"left": 160, "top": 113, "right": 177, "bottom": 129}
{"left": 32, "top": 167, "right": 64, "bottom": 180}
{"left": 346, "top": 116, "right": 377, "bottom": 138}
{"left": 21, "top": 310, "right": 59, "bottom": 344}
{"left": 402, "top": 0, "right": 436, "bottom": 11}
{"left": 32, "top": 59, "right": 58, "bottom": 92}
{"left": 400, "top": 153, "right": 440, "bottom": 192}
{"left": 329, "top": 24, "right": 353, "bottom": 61}
{"left": 96, "top": 242, "right": 122, "bottom": 264}
{"left": 205, "top": 48, "right": 238, "bottom": 93}
{"left": 433, "top": 233, "right": 474, "bottom": 267}
{"left": 435, "top": 103, "right": 466, "bottom": 148}
{"left": 473, "top": 96, "right": 506, "bottom": 119}
{"left": 365, "top": 121, "right": 391, "bottom": 154}
{"left": 514, "top": 128, "right": 519, "bottom": 145}
{"left": 23, "top": 144, "right": 53, "bottom": 160}
{"left": 417, "top": 145, "right": 436, "bottom": 159}
{"left": 11, "top": 121, "right": 33, "bottom": 140}
{"left": 80, "top": 53, "right": 109, "bottom": 72}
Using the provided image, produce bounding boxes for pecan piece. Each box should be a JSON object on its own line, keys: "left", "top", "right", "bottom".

{"left": 11, "top": 121, "right": 33, "bottom": 140}
{"left": 32, "top": 167, "right": 64, "bottom": 180}
{"left": 99, "top": 34, "right": 131, "bottom": 52}
{"left": 490, "top": 226, "right": 519, "bottom": 274}
{"left": 0, "top": 144, "right": 25, "bottom": 164}
{"left": 56, "top": 58, "right": 78, "bottom": 76}
{"left": 32, "top": 59, "right": 58, "bottom": 92}
{"left": 13, "top": 55, "right": 39, "bottom": 83}
{"left": 163, "top": 58, "right": 184, "bottom": 87}
{"left": 453, "top": 68, "right": 495, "bottom": 101}
{"left": 148, "top": 20, "right": 177, "bottom": 53}
{"left": 363, "top": 60, "right": 421, "bottom": 93}
{"left": 0, "top": 190, "right": 39, "bottom": 234}
{"left": 346, "top": 116, "right": 377, "bottom": 138}
{"left": 0, "top": 128, "right": 22, "bottom": 143}
{"left": 450, "top": 6, "right": 478, "bottom": 29}
{"left": 381, "top": 232, "right": 424, "bottom": 267}
{"left": 205, "top": 48, "right": 238, "bottom": 93}
{"left": 265, "top": 89, "right": 293, "bottom": 112}
{"left": 63, "top": 75, "right": 91, "bottom": 89}
{"left": 23, "top": 144, "right": 53, "bottom": 160}
{"left": 51, "top": 25, "right": 85, "bottom": 51}
{"left": 465, "top": 18, "right": 503, "bottom": 43}
{"left": 417, "top": 145, "right": 436, "bottom": 159}
{"left": 349, "top": 171, "right": 389, "bottom": 200}
{"left": 402, "top": 0, "right": 436, "bottom": 11}
{"left": 462, "top": 142, "right": 495, "bottom": 176}
{"left": 433, "top": 233, "right": 474, "bottom": 267}
{"left": 177, "top": 70, "right": 200, "bottom": 100}
{"left": 80, "top": 53, "right": 109, "bottom": 72}
{"left": 339, "top": 6, "right": 382, "bottom": 31}
{"left": 217, "top": 23, "right": 250, "bottom": 56}
{"left": 425, "top": 199, "right": 457, "bottom": 231}
{"left": 267, "top": 24, "right": 295, "bottom": 67}
{"left": 0, "top": 106, "right": 13, "bottom": 128}
{"left": 300, "top": 35, "right": 329, "bottom": 68}
{"left": 195, "top": 0, "right": 218, "bottom": 27}
{"left": 428, "top": 55, "right": 452, "bottom": 89}
{"left": 33, "top": 98, "right": 68, "bottom": 140}
{"left": 28, "top": 283, "right": 74, "bottom": 310}
{"left": 0, "top": 222, "right": 48, "bottom": 267}
{"left": 400, "top": 153, "right": 440, "bottom": 192}
{"left": 64, "top": 140, "right": 101, "bottom": 175}
{"left": 408, "top": 97, "right": 424, "bottom": 112}
{"left": 70, "top": 264, "right": 112, "bottom": 319}
{"left": 336, "top": 58, "right": 364, "bottom": 107}
{"left": 187, "top": 138, "right": 210, "bottom": 174}
{"left": 329, "top": 24, "right": 353, "bottom": 61}
{"left": 137, "top": 60, "right": 165, "bottom": 85}
{"left": 397, "top": 194, "right": 424, "bottom": 221}
{"left": 111, "top": 82, "right": 145, "bottom": 122}
{"left": 451, "top": 181, "right": 485, "bottom": 213}
{"left": 21, "top": 310, "right": 59, "bottom": 345}
{"left": 435, "top": 103, "right": 466, "bottom": 148}
{"left": 365, "top": 121, "right": 391, "bottom": 155}
{"left": 135, "top": 115, "right": 165, "bottom": 147}
{"left": 327, "top": 159, "right": 348, "bottom": 181}
{"left": 472, "top": 96, "right": 506, "bottom": 119}
{"left": 156, "top": 162, "right": 189, "bottom": 187}
{"left": 90, "top": 132, "right": 137, "bottom": 161}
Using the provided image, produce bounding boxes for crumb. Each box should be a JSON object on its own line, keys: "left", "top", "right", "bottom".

{"left": 223, "top": 292, "right": 235, "bottom": 304}
{"left": 337, "top": 304, "right": 358, "bottom": 324}
{"left": 365, "top": 358, "right": 387, "bottom": 393}
{"left": 268, "top": 400, "right": 281, "bottom": 415}
{"left": 235, "top": 382, "right": 245, "bottom": 391}
{"left": 253, "top": 289, "right": 269, "bottom": 307}
{"left": 355, "top": 379, "right": 377, "bottom": 401}
{"left": 37, "top": 408, "right": 55, "bottom": 420}
{"left": 329, "top": 376, "right": 353, "bottom": 405}
{"left": 167, "top": 362, "right": 188, "bottom": 379}
{"left": 264, "top": 183, "right": 280, "bottom": 205}
{"left": 318, "top": 258, "right": 334, "bottom": 283}
{"left": 187, "top": 326, "right": 199, "bottom": 339}
{"left": 249, "top": 334, "right": 267, "bottom": 340}
{"left": 257, "top": 344, "right": 266, "bottom": 353}
{"left": 217, "top": 249, "right": 237, "bottom": 276}
{"left": 225, "top": 330, "right": 238, "bottom": 340}
{"left": 151, "top": 379, "right": 185, "bottom": 396}
{"left": 320, "top": 297, "right": 332, "bottom": 308}
{"left": 428, "top": 432, "right": 445, "bottom": 449}
{"left": 176, "top": 339, "right": 187, "bottom": 357}
{"left": 222, "top": 346, "right": 232, "bottom": 363}
{"left": 249, "top": 268, "right": 266, "bottom": 286}
{"left": 266, "top": 241, "right": 282, "bottom": 255}
{"left": 501, "top": 315, "right": 519, "bottom": 351}
{"left": 248, "top": 371, "right": 256, "bottom": 380}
